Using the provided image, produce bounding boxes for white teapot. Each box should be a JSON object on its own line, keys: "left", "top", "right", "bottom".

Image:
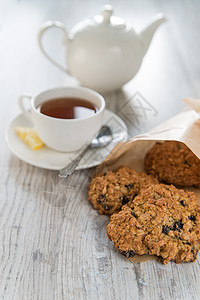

{"left": 38, "top": 5, "right": 166, "bottom": 93}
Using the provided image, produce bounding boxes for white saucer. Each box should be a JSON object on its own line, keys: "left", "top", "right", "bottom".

{"left": 5, "top": 110, "right": 128, "bottom": 170}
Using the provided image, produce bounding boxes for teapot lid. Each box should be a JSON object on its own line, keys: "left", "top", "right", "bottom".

{"left": 95, "top": 5, "right": 128, "bottom": 29}
{"left": 69, "top": 5, "right": 132, "bottom": 37}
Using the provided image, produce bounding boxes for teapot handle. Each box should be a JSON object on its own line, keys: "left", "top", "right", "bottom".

{"left": 38, "top": 21, "right": 70, "bottom": 74}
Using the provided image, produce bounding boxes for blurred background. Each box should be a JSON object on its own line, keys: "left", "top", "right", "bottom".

{"left": 0, "top": 0, "right": 200, "bottom": 136}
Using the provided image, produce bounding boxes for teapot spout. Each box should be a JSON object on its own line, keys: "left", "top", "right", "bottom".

{"left": 139, "top": 13, "right": 167, "bottom": 56}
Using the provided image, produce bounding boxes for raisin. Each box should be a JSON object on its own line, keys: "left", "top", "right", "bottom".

{"left": 124, "top": 183, "right": 134, "bottom": 190}
{"left": 188, "top": 215, "right": 196, "bottom": 222}
{"left": 122, "top": 195, "right": 130, "bottom": 206}
{"left": 191, "top": 247, "right": 196, "bottom": 254}
{"left": 98, "top": 193, "right": 106, "bottom": 199}
{"left": 121, "top": 250, "right": 135, "bottom": 258}
{"left": 184, "top": 160, "right": 191, "bottom": 167}
{"left": 103, "top": 204, "right": 111, "bottom": 211}
{"left": 173, "top": 220, "right": 184, "bottom": 232}
{"left": 180, "top": 200, "right": 187, "bottom": 207}
{"left": 162, "top": 225, "right": 171, "bottom": 235}
{"left": 97, "top": 194, "right": 106, "bottom": 203}
{"left": 182, "top": 241, "right": 191, "bottom": 245}
{"left": 131, "top": 210, "right": 136, "bottom": 217}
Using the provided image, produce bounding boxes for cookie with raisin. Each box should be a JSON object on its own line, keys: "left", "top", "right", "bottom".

{"left": 107, "top": 184, "right": 200, "bottom": 264}
{"left": 88, "top": 166, "right": 158, "bottom": 215}
{"left": 145, "top": 141, "right": 200, "bottom": 187}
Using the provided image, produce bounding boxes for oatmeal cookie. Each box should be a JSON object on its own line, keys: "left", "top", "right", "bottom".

{"left": 88, "top": 166, "right": 158, "bottom": 215}
{"left": 107, "top": 184, "right": 200, "bottom": 264}
{"left": 145, "top": 141, "right": 200, "bottom": 187}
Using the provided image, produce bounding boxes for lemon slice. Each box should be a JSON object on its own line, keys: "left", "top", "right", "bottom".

{"left": 14, "top": 127, "right": 44, "bottom": 150}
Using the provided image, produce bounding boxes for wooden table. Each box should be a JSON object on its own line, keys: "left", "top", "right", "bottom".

{"left": 1, "top": 0, "right": 200, "bottom": 299}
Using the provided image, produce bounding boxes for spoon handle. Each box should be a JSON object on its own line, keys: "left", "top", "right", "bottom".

{"left": 59, "top": 144, "right": 90, "bottom": 178}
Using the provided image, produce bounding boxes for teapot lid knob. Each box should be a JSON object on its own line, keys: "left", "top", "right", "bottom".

{"left": 101, "top": 5, "right": 113, "bottom": 23}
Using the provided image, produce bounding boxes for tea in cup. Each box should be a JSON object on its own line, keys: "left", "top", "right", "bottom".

{"left": 18, "top": 86, "right": 105, "bottom": 152}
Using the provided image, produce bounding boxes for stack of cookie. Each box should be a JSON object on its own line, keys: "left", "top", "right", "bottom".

{"left": 88, "top": 141, "right": 200, "bottom": 264}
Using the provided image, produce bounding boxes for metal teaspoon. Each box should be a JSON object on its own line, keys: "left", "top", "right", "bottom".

{"left": 59, "top": 125, "right": 112, "bottom": 178}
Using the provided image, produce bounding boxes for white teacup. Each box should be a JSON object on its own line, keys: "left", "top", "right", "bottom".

{"left": 18, "top": 86, "right": 105, "bottom": 152}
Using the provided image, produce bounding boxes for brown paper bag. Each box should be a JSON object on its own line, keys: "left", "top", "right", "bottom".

{"left": 97, "top": 98, "right": 200, "bottom": 263}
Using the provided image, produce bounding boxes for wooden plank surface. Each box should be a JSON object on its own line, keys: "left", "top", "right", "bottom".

{"left": 1, "top": 0, "right": 200, "bottom": 299}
